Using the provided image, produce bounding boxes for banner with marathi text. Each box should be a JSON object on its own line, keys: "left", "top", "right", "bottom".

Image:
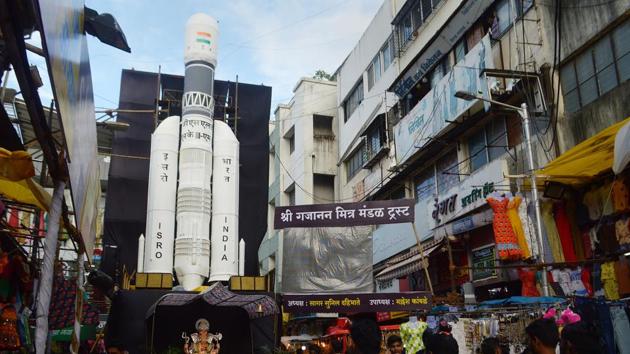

{"left": 282, "top": 292, "right": 432, "bottom": 313}
{"left": 274, "top": 199, "right": 415, "bottom": 229}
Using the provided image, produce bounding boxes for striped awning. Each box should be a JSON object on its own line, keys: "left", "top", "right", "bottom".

{"left": 375, "top": 243, "right": 443, "bottom": 281}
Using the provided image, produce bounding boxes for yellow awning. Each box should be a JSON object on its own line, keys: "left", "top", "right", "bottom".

{"left": 0, "top": 149, "right": 51, "bottom": 210}
{"left": 537, "top": 116, "right": 630, "bottom": 185}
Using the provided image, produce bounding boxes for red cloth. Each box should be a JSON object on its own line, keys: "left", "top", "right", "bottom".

{"left": 487, "top": 197, "right": 522, "bottom": 261}
{"left": 518, "top": 268, "right": 540, "bottom": 297}
{"left": 553, "top": 202, "right": 577, "bottom": 262}
{"left": 581, "top": 267, "right": 593, "bottom": 296}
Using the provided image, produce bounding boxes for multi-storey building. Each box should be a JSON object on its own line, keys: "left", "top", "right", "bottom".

{"left": 336, "top": 0, "right": 630, "bottom": 299}
{"left": 258, "top": 78, "right": 338, "bottom": 292}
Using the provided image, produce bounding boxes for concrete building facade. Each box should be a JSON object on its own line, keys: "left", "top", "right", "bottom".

{"left": 335, "top": 0, "right": 630, "bottom": 298}
{"left": 258, "top": 78, "right": 338, "bottom": 292}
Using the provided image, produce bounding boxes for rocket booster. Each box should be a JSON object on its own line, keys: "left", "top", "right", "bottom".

{"left": 144, "top": 116, "right": 180, "bottom": 274}
{"left": 209, "top": 120, "right": 239, "bottom": 282}
{"left": 174, "top": 13, "right": 219, "bottom": 290}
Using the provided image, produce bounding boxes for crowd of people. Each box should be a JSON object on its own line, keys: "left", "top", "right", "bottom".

{"left": 344, "top": 314, "right": 603, "bottom": 354}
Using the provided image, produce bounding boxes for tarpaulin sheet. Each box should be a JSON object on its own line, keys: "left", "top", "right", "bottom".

{"left": 537, "top": 116, "right": 630, "bottom": 184}
{"left": 479, "top": 296, "right": 567, "bottom": 307}
{"left": 0, "top": 148, "right": 50, "bottom": 210}
{"left": 282, "top": 226, "right": 374, "bottom": 293}
{"left": 0, "top": 178, "right": 50, "bottom": 211}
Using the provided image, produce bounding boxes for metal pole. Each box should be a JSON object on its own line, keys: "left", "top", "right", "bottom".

{"left": 520, "top": 103, "right": 549, "bottom": 296}
{"left": 35, "top": 180, "right": 66, "bottom": 353}
{"left": 0, "top": 69, "right": 10, "bottom": 102}
{"left": 411, "top": 223, "right": 434, "bottom": 295}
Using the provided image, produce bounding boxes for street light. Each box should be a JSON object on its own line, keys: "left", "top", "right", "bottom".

{"left": 454, "top": 90, "right": 550, "bottom": 297}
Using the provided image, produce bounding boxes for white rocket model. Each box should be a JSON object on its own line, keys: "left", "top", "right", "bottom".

{"left": 173, "top": 13, "right": 218, "bottom": 290}
{"left": 142, "top": 13, "right": 242, "bottom": 290}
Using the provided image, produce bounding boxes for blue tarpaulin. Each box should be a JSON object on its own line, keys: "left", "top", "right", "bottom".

{"left": 479, "top": 296, "right": 567, "bottom": 307}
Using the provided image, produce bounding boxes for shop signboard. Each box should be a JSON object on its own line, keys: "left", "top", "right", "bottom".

{"left": 274, "top": 199, "right": 414, "bottom": 229}
{"left": 394, "top": 35, "right": 494, "bottom": 165}
{"left": 36, "top": 0, "right": 99, "bottom": 259}
{"left": 282, "top": 292, "right": 432, "bottom": 313}
{"left": 427, "top": 158, "right": 508, "bottom": 230}
{"left": 471, "top": 244, "right": 497, "bottom": 281}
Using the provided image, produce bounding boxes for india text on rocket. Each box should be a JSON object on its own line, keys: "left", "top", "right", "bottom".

{"left": 140, "top": 13, "right": 243, "bottom": 290}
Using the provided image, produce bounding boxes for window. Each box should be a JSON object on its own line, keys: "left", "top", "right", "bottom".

{"left": 346, "top": 144, "right": 366, "bottom": 180}
{"left": 454, "top": 39, "right": 467, "bottom": 64}
{"left": 515, "top": 0, "right": 533, "bottom": 17}
{"left": 402, "top": 12, "right": 414, "bottom": 45}
{"left": 468, "top": 119, "right": 507, "bottom": 172}
{"left": 367, "top": 54, "right": 381, "bottom": 90}
{"left": 412, "top": 2, "right": 423, "bottom": 29}
{"left": 421, "top": 0, "right": 433, "bottom": 21}
{"left": 344, "top": 80, "right": 364, "bottom": 122}
{"left": 285, "top": 126, "right": 295, "bottom": 154}
{"left": 495, "top": 0, "right": 512, "bottom": 36}
{"left": 468, "top": 128, "right": 487, "bottom": 172}
{"left": 286, "top": 185, "right": 296, "bottom": 206}
{"left": 414, "top": 167, "right": 436, "bottom": 201}
{"left": 429, "top": 59, "right": 446, "bottom": 88}
{"left": 382, "top": 36, "right": 394, "bottom": 70}
{"left": 365, "top": 116, "right": 387, "bottom": 164}
{"left": 560, "top": 20, "right": 630, "bottom": 113}
{"left": 436, "top": 150, "right": 459, "bottom": 195}
{"left": 313, "top": 114, "right": 333, "bottom": 137}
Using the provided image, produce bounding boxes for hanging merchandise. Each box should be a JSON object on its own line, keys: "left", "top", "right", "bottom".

{"left": 615, "top": 218, "right": 630, "bottom": 249}
{"left": 0, "top": 304, "right": 20, "bottom": 350}
{"left": 581, "top": 230, "right": 593, "bottom": 259}
{"left": 553, "top": 202, "right": 578, "bottom": 262}
{"left": 610, "top": 304, "right": 630, "bottom": 354}
{"left": 601, "top": 262, "right": 620, "bottom": 300}
{"left": 612, "top": 178, "right": 630, "bottom": 213}
{"left": 517, "top": 193, "right": 538, "bottom": 257}
{"left": 399, "top": 316, "right": 428, "bottom": 354}
{"left": 600, "top": 182, "right": 615, "bottom": 217}
{"left": 487, "top": 195, "right": 522, "bottom": 261}
{"left": 614, "top": 259, "right": 630, "bottom": 297}
{"left": 583, "top": 186, "right": 602, "bottom": 222}
{"left": 518, "top": 268, "right": 540, "bottom": 297}
{"left": 565, "top": 201, "right": 585, "bottom": 260}
{"left": 573, "top": 297, "right": 616, "bottom": 354}
{"left": 581, "top": 267, "right": 593, "bottom": 296}
{"left": 507, "top": 194, "right": 531, "bottom": 259}
{"left": 541, "top": 202, "right": 565, "bottom": 262}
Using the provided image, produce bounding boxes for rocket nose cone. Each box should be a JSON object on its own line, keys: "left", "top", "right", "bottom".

{"left": 186, "top": 13, "right": 218, "bottom": 28}
{"left": 185, "top": 13, "right": 219, "bottom": 66}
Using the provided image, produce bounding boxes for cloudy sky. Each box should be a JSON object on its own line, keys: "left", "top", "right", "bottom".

{"left": 9, "top": 0, "right": 383, "bottom": 114}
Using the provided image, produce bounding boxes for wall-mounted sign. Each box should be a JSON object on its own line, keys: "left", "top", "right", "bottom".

{"left": 394, "top": 35, "right": 494, "bottom": 165}
{"left": 282, "top": 292, "right": 432, "bottom": 313}
{"left": 427, "top": 159, "right": 507, "bottom": 229}
{"left": 432, "top": 194, "right": 458, "bottom": 223}
{"left": 461, "top": 182, "right": 495, "bottom": 208}
{"left": 274, "top": 199, "right": 415, "bottom": 229}
{"left": 471, "top": 245, "right": 497, "bottom": 281}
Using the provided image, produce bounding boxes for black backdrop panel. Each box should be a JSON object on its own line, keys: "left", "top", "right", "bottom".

{"left": 102, "top": 69, "right": 270, "bottom": 281}
{"left": 105, "top": 289, "right": 169, "bottom": 353}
